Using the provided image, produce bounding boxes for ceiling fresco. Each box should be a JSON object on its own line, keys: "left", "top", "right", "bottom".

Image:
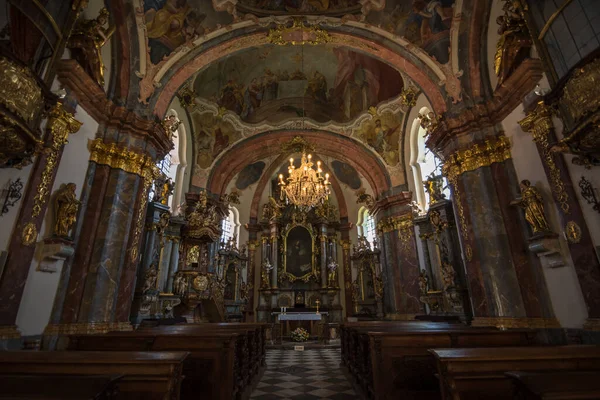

{"left": 365, "top": 0, "right": 455, "bottom": 64}
{"left": 143, "top": 0, "right": 234, "bottom": 64}
{"left": 192, "top": 44, "right": 404, "bottom": 125}
{"left": 355, "top": 109, "right": 403, "bottom": 166}
{"left": 235, "top": 161, "right": 266, "bottom": 190}
{"left": 235, "top": 0, "right": 362, "bottom": 15}
{"left": 331, "top": 160, "right": 361, "bottom": 190}
{"left": 192, "top": 112, "right": 242, "bottom": 169}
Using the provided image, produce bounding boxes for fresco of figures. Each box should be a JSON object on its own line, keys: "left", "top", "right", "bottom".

{"left": 365, "top": 0, "right": 455, "bottom": 64}
{"left": 236, "top": 0, "right": 362, "bottom": 15}
{"left": 192, "top": 45, "right": 404, "bottom": 124}
{"left": 192, "top": 112, "right": 241, "bottom": 169}
{"left": 354, "top": 111, "right": 403, "bottom": 166}
{"left": 143, "top": 0, "right": 234, "bottom": 64}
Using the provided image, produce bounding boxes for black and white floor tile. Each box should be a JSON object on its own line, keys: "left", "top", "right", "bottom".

{"left": 251, "top": 348, "right": 360, "bottom": 400}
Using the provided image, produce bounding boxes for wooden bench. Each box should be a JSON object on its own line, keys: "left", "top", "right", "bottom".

{"left": 69, "top": 331, "right": 239, "bottom": 400}
{"left": 0, "top": 374, "right": 122, "bottom": 400}
{"left": 369, "top": 328, "right": 536, "bottom": 400}
{"left": 0, "top": 351, "right": 188, "bottom": 400}
{"left": 430, "top": 346, "right": 600, "bottom": 400}
{"left": 506, "top": 370, "right": 600, "bottom": 399}
{"left": 135, "top": 323, "right": 267, "bottom": 390}
{"left": 340, "top": 321, "right": 459, "bottom": 369}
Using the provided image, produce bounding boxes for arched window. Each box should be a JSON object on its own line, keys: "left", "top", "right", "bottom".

{"left": 357, "top": 207, "right": 376, "bottom": 247}
{"left": 149, "top": 109, "right": 187, "bottom": 213}
{"left": 221, "top": 206, "right": 240, "bottom": 247}
{"left": 410, "top": 108, "right": 450, "bottom": 211}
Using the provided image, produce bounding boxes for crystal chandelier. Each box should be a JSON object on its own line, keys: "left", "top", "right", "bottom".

{"left": 278, "top": 153, "right": 331, "bottom": 209}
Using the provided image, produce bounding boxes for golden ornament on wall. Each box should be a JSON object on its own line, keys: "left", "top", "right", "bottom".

{"left": 22, "top": 222, "right": 37, "bottom": 246}
{"left": 192, "top": 275, "right": 209, "bottom": 292}
{"left": 565, "top": 221, "right": 582, "bottom": 244}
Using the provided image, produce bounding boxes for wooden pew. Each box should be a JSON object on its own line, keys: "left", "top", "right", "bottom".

{"left": 0, "top": 351, "right": 188, "bottom": 400}
{"left": 340, "top": 321, "right": 470, "bottom": 397}
{"left": 0, "top": 374, "right": 122, "bottom": 400}
{"left": 69, "top": 331, "right": 239, "bottom": 400}
{"left": 429, "top": 346, "right": 600, "bottom": 400}
{"left": 136, "top": 323, "right": 267, "bottom": 389}
{"left": 369, "top": 328, "right": 536, "bottom": 400}
{"left": 506, "top": 370, "right": 600, "bottom": 400}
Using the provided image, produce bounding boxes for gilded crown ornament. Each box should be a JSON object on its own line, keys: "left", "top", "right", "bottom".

{"left": 278, "top": 152, "right": 331, "bottom": 210}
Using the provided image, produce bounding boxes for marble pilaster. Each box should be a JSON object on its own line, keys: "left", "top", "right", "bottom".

{"left": 520, "top": 102, "right": 600, "bottom": 323}
{"left": 0, "top": 104, "right": 81, "bottom": 334}
{"left": 269, "top": 223, "right": 279, "bottom": 289}
{"left": 374, "top": 193, "right": 423, "bottom": 318}
{"left": 440, "top": 134, "right": 556, "bottom": 326}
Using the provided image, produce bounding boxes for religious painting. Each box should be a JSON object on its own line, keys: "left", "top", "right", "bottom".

{"left": 331, "top": 160, "right": 361, "bottom": 190}
{"left": 192, "top": 113, "right": 241, "bottom": 169}
{"left": 365, "top": 0, "right": 455, "bottom": 64}
{"left": 355, "top": 111, "right": 403, "bottom": 166}
{"left": 284, "top": 225, "right": 315, "bottom": 280}
{"left": 192, "top": 45, "right": 403, "bottom": 124}
{"left": 235, "top": 161, "right": 266, "bottom": 190}
{"left": 236, "top": 0, "right": 362, "bottom": 15}
{"left": 143, "top": 0, "right": 234, "bottom": 64}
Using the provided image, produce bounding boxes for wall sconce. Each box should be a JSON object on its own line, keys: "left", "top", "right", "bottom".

{"left": 1, "top": 178, "right": 24, "bottom": 216}
{"left": 579, "top": 176, "right": 600, "bottom": 214}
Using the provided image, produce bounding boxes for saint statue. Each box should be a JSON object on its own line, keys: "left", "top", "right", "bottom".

{"left": 510, "top": 180, "right": 551, "bottom": 234}
{"left": 418, "top": 269, "right": 429, "bottom": 295}
{"left": 327, "top": 257, "right": 338, "bottom": 288}
{"left": 494, "top": 1, "right": 531, "bottom": 87}
{"left": 67, "top": 8, "right": 115, "bottom": 87}
{"left": 53, "top": 183, "right": 81, "bottom": 238}
{"left": 160, "top": 178, "right": 174, "bottom": 205}
{"left": 142, "top": 268, "right": 158, "bottom": 294}
{"left": 423, "top": 173, "right": 446, "bottom": 204}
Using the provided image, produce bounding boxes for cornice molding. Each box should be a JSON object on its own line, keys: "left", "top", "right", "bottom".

{"left": 427, "top": 59, "right": 543, "bottom": 156}
{"left": 56, "top": 60, "right": 172, "bottom": 159}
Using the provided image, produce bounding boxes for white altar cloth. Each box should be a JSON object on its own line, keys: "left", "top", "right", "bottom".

{"left": 274, "top": 312, "right": 326, "bottom": 321}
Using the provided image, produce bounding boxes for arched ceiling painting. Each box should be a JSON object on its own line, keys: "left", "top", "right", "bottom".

{"left": 138, "top": 0, "right": 459, "bottom": 191}
{"left": 192, "top": 45, "right": 404, "bottom": 125}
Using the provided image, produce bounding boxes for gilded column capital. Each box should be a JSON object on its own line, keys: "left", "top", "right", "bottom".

{"left": 89, "top": 139, "right": 158, "bottom": 179}
{"left": 47, "top": 103, "right": 83, "bottom": 147}
{"left": 442, "top": 135, "right": 512, "bottom": 182}
{"left": 518, "top": 101, "right": 553, "bottom": 141}
{"left": 519, "top": 102, "right": 570, "bottom": 214}
{"left": 247, "top": 240, "right": 260, "bottom": 251}
{"left": 30, "top": 104, "right": 81, "bottom": 220}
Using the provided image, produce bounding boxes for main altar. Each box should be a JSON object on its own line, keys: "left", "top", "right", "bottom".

{"left": 256, "top": 197, "right": 343, "bottom": 332}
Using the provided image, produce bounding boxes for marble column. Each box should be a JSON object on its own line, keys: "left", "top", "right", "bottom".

{"left": 319, "top": 224, "right": 328, "bottom": 288}
{"left": 0, "top": 103, "right": 81, "bottom": 340}
{"left": 269, "top": 222, "right": 279, "bottom": 289}
{"left": 520, "top": 102, "right": 600, "bottom": 328}
{"left": 245, "top": 240, "right": 259, "bottom": 321}
{"left": 340, "top": 237, "right": 353, "bottom": 317}
{"left": 45, "top": 135, "right": 169, "bottom": 336}
{"left": 166, "top": 239, "right": 180, "bottom": 293}
{"left": 374, "top": 193, "right": 423, "bottom": 319}
{"left": 439, "top": 134, "right": 556, "bottom": 328}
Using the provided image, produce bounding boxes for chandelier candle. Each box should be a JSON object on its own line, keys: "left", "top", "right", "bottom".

{"left": 278, "top": 153, "right": 331, "bottom": 209}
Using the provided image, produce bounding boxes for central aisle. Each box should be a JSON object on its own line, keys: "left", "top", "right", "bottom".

{"left": 251, "top": 348, "right": 360, "bottom": 400}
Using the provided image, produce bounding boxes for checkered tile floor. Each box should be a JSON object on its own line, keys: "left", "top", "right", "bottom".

{"left": 251, "top": 348, "right": 360, "bottom": 400}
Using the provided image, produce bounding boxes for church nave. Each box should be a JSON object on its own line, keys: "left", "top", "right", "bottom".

{"left": 251, "top": 348, "right": 359, "bottom": 400}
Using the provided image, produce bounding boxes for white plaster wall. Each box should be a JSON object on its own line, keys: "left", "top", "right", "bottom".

{"left": 0, "top": 166, "right": 33, "bottom": 253}
{"left": 502, "top": 102, "right": 588, "bottom": 328}
{"left": 551, "top": 116, "right": 600, "bottom": 249}
{"left": 168, "top": 99, "right": 193, "bottom": 214}
{"left": 16, "top": 106, "right": 99, "bottom": 336}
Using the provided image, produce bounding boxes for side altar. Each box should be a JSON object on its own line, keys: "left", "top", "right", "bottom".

{"left": 257, "top": 198, "right": 343, "bottom": 326}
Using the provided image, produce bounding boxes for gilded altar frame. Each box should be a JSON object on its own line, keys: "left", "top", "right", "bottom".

{"left": 280, "top": 221, "right": 317, "bottom": 282}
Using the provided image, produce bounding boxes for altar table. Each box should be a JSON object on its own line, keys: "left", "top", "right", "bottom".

{"left": 271, "top": 312, "right": 329, "bottom": 340}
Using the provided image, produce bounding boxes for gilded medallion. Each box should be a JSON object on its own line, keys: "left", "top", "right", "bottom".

{"left": 193, "top": 275, "right": 209, "bottom": 292}
{"left": 22, "top": 222, "right": 37, "bottom": 246}
{"left": 565, "top": 221, "right": 582, "bottom": 244}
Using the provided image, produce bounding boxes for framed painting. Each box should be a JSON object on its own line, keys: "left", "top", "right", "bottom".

{"left": 281, "top": 223, "right": 316, "bottom": 282}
